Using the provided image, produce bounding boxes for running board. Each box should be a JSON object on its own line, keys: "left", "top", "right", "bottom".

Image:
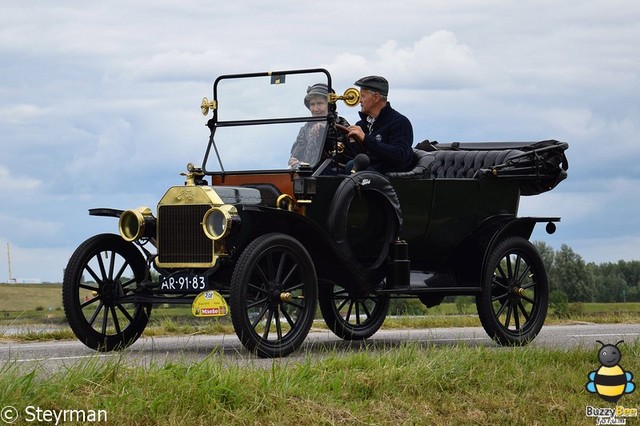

{"left": 377, "top": 286, "right": 482, "bottom": 295}
{"left": 379, "top": 271, "right": 482, "bottom": 295}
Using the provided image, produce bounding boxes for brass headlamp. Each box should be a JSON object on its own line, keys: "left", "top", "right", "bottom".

{"left": 119, "top": 207, "right": 156, "bottom": 242}
{"left": 202, "top": 204, "right": 239, "bottom": 240}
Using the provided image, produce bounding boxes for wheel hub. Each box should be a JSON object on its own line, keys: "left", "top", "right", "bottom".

{"left": 505, "top": 279, "right": 524, "bottom": 304}
{"left": 101, "top": 279, "right": 124, "bottom": 307}
{"left": 280, "top": 292, "right": 292, "bottom": 303}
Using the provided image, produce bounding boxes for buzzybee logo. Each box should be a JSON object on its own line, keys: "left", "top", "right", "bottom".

{"left": 584, "top": 341, "right": 638, "bottom": 425}
{"left": 586, "top": 340, "right": 635, "bottom": 403}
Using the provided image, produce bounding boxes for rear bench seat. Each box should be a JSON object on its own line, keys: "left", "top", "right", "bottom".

{"left": 387, "top": 149, "right": 524, "bottom": 179}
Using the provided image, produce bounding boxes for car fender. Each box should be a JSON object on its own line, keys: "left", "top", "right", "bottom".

{"left": 444, "top": 215, "right": 556, "bottom": 288}
{"left": 479, "top": 216, "right": 558, "bottom": 282}
{"left": 235, "top": 205, "right": 375, "bottom": 295}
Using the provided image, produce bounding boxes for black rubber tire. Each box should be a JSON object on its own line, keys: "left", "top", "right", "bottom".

{"left": 62, "top": 233, "right": 151, "bottom": 351}
{"left": 476, "top": 236, "right": 549, "bottom": 346}
{"left": 229, "top": 233, "right": 318, "bottom": 358}
{"left": 318, "top": 282, "right": 389, "bottom": 340}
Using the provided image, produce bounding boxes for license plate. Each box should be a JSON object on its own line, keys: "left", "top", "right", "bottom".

{"left": 159, "top": 273, "right": 207, "bottom": 293}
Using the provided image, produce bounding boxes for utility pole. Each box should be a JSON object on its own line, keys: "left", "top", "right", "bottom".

{"left": 7, "top": 242, "right": 13, "bottom": 283}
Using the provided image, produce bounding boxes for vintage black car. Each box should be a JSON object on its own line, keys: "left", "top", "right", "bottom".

{"left": 63, "top": 68, "right": 569, "bottom": 358}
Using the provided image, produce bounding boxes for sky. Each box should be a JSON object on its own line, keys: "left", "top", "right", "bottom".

{"left": 1, "top": 0, "right": 639, "bottom": 282}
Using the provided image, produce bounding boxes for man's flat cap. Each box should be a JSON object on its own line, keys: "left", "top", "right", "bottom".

{"left": 354, "top": 76, "right": 389, "bottom": 96}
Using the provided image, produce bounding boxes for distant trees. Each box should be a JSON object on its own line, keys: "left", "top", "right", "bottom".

{"left": 534, "top": 241, "right": 640, "bottom": 303}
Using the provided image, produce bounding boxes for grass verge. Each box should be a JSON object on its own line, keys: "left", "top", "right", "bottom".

{"left": 2, "top": 342, "right": 639, "bottom": 425}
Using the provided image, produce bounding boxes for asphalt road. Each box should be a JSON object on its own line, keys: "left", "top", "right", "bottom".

{"left": 2, "top": 323, "right": 639, "bottom": 372}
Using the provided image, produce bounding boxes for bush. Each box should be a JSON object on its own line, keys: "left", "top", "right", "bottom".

{"left": 568, "top": 302, "right": 585, "bottom": 317}
{"left": 549, "top": 290, "right": 569, "bottom": 318}
{"left": 454, "top": 296, "right": 474, "bottom": 314}
{"left": 388, "top": 299, "right": 428, "bottom": 316}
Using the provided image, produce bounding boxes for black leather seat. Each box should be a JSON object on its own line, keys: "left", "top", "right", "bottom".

{"left": 385, "top": 149, "right": 435, "bottom": 178}
{"left": 387, "top": 148, "right": 524, "bottom": 179}
{"left": 428, "top": 150, "right": 523, "bottom": 178}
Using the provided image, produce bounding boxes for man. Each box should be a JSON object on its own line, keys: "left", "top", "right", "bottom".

{"left": 347, "top": 76, "right": 414, "bottom": 174}
{"left": 289, "top": 83, "right": 350, "bottom": 169}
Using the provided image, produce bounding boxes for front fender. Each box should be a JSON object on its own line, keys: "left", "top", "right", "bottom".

{"left": 232, "top": 205, "right": 373, "bottom": 295}
{"left": 89, "top": 208, "right": 125, "bottom": 218}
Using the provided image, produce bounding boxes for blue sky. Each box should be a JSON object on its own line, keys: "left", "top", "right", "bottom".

{"left": 1, "top": 0, "right": 639, "bottom": 282}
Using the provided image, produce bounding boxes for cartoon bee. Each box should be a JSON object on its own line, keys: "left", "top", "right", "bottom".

{"left": 586, "top": 340, "right": 635, "bottom": 403}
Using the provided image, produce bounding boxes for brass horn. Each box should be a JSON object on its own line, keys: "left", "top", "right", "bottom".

{"left": 200, "top": 97, "right": 216, "bottom": 116}
{"left": 329, "top": 88, "right": 360, "bottom": 107}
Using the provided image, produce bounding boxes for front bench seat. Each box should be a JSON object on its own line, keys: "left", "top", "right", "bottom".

{"left": 385, "top": 149, "right": 435, "bottom": 178}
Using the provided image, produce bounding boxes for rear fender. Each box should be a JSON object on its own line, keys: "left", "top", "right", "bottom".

{"left": 446, "top": 216, "right": 558, "bottom": 287}
{"left": 479, "top": 216, "right": 559, "bottom": 282}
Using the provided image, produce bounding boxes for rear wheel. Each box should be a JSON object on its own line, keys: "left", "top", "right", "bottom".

{"left": 476, "top": 236, "right": 548, "bottom": 345}
{"left": 229, "top": 233, "right": 318, "bottom": 358}
{"left": 319, "top": 282, "right": 389, "bottom": 340}
{"left": 62, "top": 233, "right": 151, "bottom": 351}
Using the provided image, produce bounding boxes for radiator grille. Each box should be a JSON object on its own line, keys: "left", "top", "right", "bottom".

{"left": 157, "top": 204, "right": 213, "bottom": 265}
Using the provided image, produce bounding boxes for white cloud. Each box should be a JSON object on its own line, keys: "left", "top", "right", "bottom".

{"left": 0, "top": 165, "right": 41, "bottom": 191}
{"left": 330, "top": 32, "right": 481, "bottom": 90}
{"left": 0, "top": 104, "right": 42, "bottom": 124}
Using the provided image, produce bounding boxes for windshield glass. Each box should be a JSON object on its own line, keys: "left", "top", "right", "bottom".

{"left": 205, "top": 70, "right": 332, "bottom": 172}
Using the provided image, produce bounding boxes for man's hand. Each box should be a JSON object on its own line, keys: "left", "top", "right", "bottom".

{"left": 347, "top": 125, "right": 365, "bottom": 143}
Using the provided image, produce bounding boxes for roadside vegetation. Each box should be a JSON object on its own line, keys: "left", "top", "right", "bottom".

{"left": 1, "top": 243, "right": 639, "bottom": 424}
{"left": 2, "top": 341, "right": 638, "bottom": 425}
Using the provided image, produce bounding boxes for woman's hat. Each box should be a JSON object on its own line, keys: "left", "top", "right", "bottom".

{"left": 304, "top": 83, "right": 329, "bottom": 108}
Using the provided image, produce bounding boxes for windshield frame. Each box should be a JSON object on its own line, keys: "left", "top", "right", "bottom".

{"left": 201, "top": 68, "right": 336, "bottom": 176}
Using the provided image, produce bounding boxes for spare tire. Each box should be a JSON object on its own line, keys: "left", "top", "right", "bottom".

{"left": 327, "top": 171, "right": 402, "bottom": 283}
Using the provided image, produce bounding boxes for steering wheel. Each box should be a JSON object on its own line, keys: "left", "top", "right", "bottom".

{"left": 334, "top": 124, "right": 365, "bottom": 152}
{"left": 335, "top": 123, "right": 350, "bottom": 134}
{"left": 324, "top": 124, "right": 365, "bottom": 172}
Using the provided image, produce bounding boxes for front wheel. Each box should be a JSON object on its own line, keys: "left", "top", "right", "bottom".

{"left": 229, "top": 233, "right": 318, "bottom": 358}
{"left": 476, "top": 236, "right": 548, "bottom": 345}
{"left": 62, "top": 233, "right": 151, "bottom": 351}
{"left": 318, "top": 282, "right": 389, "bottom": 340}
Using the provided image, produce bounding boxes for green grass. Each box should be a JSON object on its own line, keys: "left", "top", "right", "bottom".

{"left": 3, "top": 285, "right": 640, "bottom": 424}
{"left": 0, "top": 284, "right": 63, "bottom": 312}
{"left": 2, "top": 342, "right": 639, "bottom": 425}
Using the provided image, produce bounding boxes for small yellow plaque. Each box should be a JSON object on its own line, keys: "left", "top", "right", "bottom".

{"left": 191, "top": 290, "right": 229, "bottom": 317}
